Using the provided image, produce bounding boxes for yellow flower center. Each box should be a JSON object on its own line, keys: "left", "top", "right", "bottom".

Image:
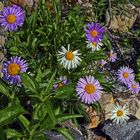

{"left": 85, "top": 84, "right": 96, "bottom": 94}
{"left": 109, "top": 52, "right": 113, "bottom": 58}
{"left": 132, "top": 84, "right": 137, "bottom": 89}
{"left": 8, "top": 63, "right": 20, "bottom": 76}
{"left": 90, "top": 30, "right": 98, "bottom": 37}
{"left": 58, "top": 82, "right": 64, "bottom": 88}
{"left": 116, "top": 110, "right": 123, "bottom": 117}
{"left": 7, "top": 14, "right": 16, "bottom": 24}
{"left": 65, "top": 51, "right": 74, "bottom": 61}
{"left": 123, "top": 72, "right": 129, "bottom": 78}
{"left": 92, "top": 42, "right": 97, "bottom": 47}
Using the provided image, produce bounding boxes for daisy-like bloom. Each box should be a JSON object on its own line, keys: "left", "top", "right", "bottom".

{"left": 108, "top": 50, "right": 117, "bottom": 62}
{"left": 53, "top": 76, "right": 69, "bottom": 89}
{"left": 85, "top": 22, "right": 106, "bottom": 43}
{"left": 58, "top": 45, "right": 81, "bottom": 70}
{"left": 109, "top": 103, "right": 130, "bottom": 124}
{"left": 100, "top": 59, "right": 107, "bottom": 68}
{"left": 86, "top": 40, "right": 103, "bottom": 52}
{"left": 2, "top": 56, "right": 28, "bottom": 85}
{"left": 0, "top": 5, "right": 25, "bottom": 31}
{"left": 128, "top": 81, "right": 140, "bottom": 94}
{"left": 75, "top": 75, "right": 103, "bottom": 104}
{"left": 117, "top": 66, "right": 135, "bottom": 85}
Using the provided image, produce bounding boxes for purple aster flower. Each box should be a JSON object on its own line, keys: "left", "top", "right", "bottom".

{"left": 100, "top": 59, "right": 107, "bottom": 68}
{"left": 85, "top": 22, "right": 106, "bottom": 43}
{"left": 0, "top": 5, "right": 25, "bottom": 31}
{"left": 75, "top": 75, "right": 103, "bottom": 104}
{"left": 2, "top": 56, "right": 28, "bottom": 85}
{"left": 128, "top": 81, "right": 140, "bottom": 94}
{"left": 108, "top": 50, "right": 117, "bottom": 62}
{"left": 53, "top": 76, "right": 69, "bottom": 89}
{"left": 117, "top": 66, "right": 135, "bottom": 85}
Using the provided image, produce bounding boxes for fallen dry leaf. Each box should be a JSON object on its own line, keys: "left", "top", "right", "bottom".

{"left": 86, "top": 106, "right": 101, "bottom": 128}
{"left": 10, "top": 0, "right": 27, "bottom": 7}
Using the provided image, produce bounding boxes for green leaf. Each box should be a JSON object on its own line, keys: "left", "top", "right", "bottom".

{"left": 0, "top": 128, "right": 7, "bottom": 140}
{"left": 32, "top": 38, "right": 38, "bottom": 48}
{"left": 55, "top": 85, "right": 74, "bottom": 99}
{"left": 0, "top": 80, "right": 10, "bottom": 98}
{"left": 21, "top": 73, "right": 39, "bottom": 94}
{"left": 104, "top": 36, "right": 112, "bottom": 50}
{"left": 28, "top": 10, "right": 38, "bottom": 29}
{"left": 45, "top": 101, "right": 56, "bottom": 126}
{"left": 18, "top": 115, "right": 30, "bottom": 131}
{"left": 41, "top": 116, "right": 55, "bottom": 130}
{"left": 0, "top": 104, "right": 25, "bottom": 126}
{"left": 35, "top": 68, "right": 42, "bottom": 82}
{"left": 94, "top": 72, "right": 106, "bottom": 83}
{"left": 55, "top": 128, "right": 74, "bottom": 140}
{"left": 44, "top": 71, "right": 56, "bottom": 95}
{"left": 32, "top": 134, "right": 46, "bottom": 140}
{"left": 57, "top": 114, "right": 83, "bottom": 123}
{"left": 36, "top": 29, "right": 46, "bottom": 35}
{"left": 33, "top": 103, "right": 48, "bottom": 121}
{"left": 84, "top": 50, "right": 107, "bottom": 62}
{"left": 5, "top": 129, "right": 23, "bottom": 139}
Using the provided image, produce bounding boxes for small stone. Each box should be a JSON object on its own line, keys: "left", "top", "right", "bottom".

{"left": 99, "top": 93, "right": 114, "bottom": 120}
{"left": 45, "top": 128, "right": 86, "bottom": 140}
{"left": 0, "top": 36, "right": 6, "bottom": 47}
{"left": 97, "top": 118, "right": 140, "bottom": 140}
{"left": 106, "top": 4, "right": 138, "bottom": 32}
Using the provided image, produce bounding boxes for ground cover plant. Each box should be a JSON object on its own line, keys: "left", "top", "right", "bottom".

{"left": 0, "top": 0, "right": 140, "bottom": 139}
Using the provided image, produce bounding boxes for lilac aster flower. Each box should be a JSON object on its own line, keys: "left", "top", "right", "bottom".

{"left": 75, "top": 75, "right": 103, "bottom": 104}
{"left": 85, "top": 22, "right": 106, "bottom": 43}
{"left": 53, "top": 76, "right": 69, "bottom": 89}
{"left": 100, "top": 59, "right": 107, "bottom": 68}
{"left": 2, "top": 56, "right": 28, "bottom": 85}
{"left": 0, "top": 5, "right": 25, "bottom": 31}
{"left": 108, "top": 50, "right": 117, "bottom": 62}
{"left": 117, "top": 66, "right": 135, "bottom": 85}
{"left": 128, "top": 81, "right": 140, "bottom": 94}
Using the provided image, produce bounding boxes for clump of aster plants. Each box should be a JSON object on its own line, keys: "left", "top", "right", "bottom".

{"left": 0, "top": 0, "right": 139, "bottom": 139}
{"left": 0, "top": 1, "right": 109, "bottom": 139}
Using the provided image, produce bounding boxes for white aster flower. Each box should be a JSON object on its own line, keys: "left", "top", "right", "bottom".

{"left": 58, "top": 45, "right": 81, "bottom": 70}
{"left": 109, "top": 103, "right": 130, "bottom": 124}
{"left": 86, "top": 41, "right": 103, "bottom": 52}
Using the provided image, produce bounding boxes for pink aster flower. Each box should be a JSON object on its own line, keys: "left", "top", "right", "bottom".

{"left": 108, "top": 50, "right": 117, "bottom": 62}
{"left": 75, "top": 75, "right": 103, "bottom": 104}
{"left": 128, "top": 81, "right": 140, "bottom": 94}
{"left": 85, "top": 22, "right": 106, "bottom": 43}
{"left": 117, "top": 66, "right": 135, "bottom": 85}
